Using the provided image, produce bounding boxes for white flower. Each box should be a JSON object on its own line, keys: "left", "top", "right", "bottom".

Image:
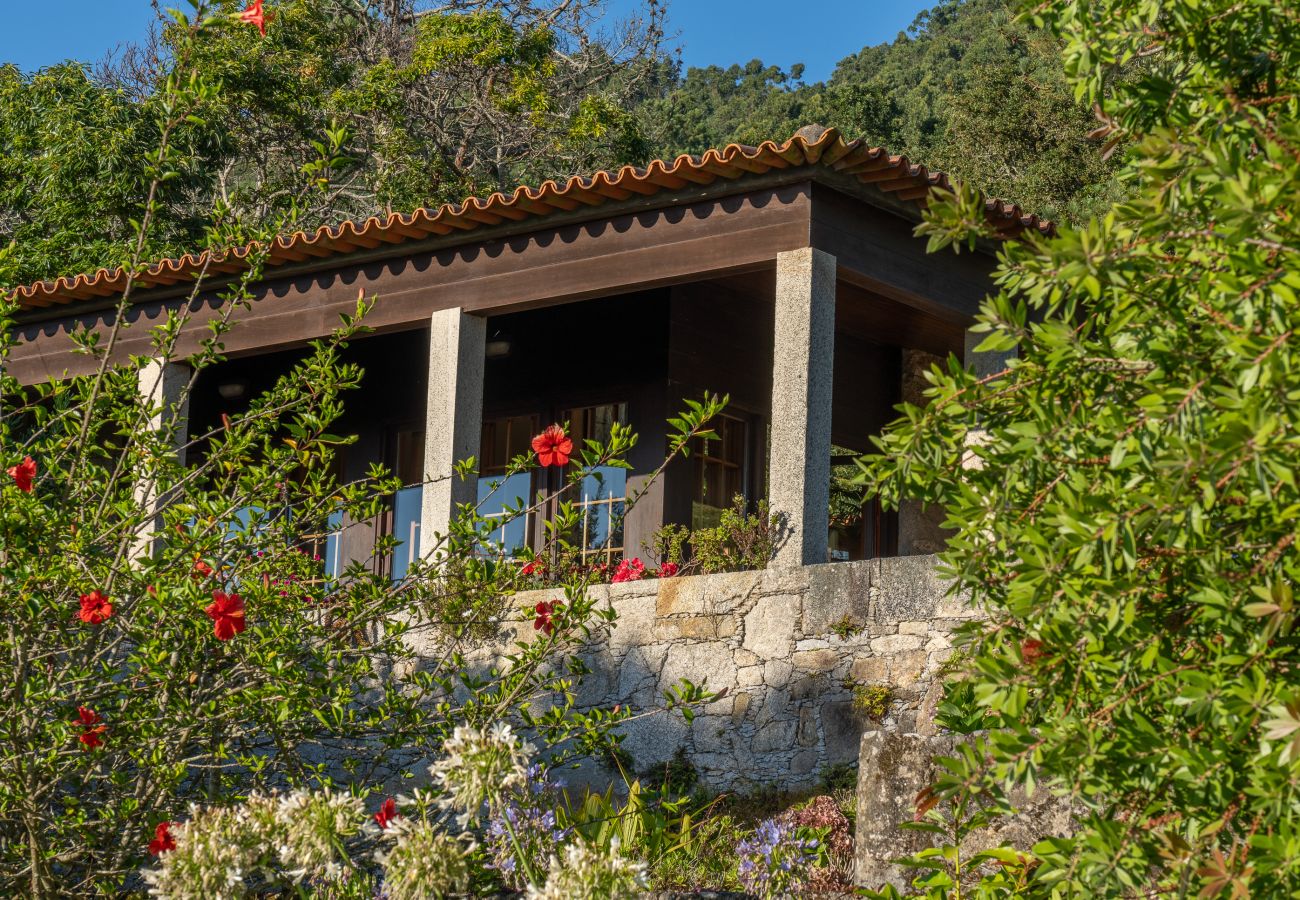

{"left": 273, "top": 789, "right": 368, "bottom": 882}
{"left": 525, "top": 838, "right": 648, "bottom": 900}
{"left": 429, "top": 722, "right": 533, "bottom": 824}
{"left": 375, "top": 818, "right": 474, "bottom": 900}
{"left": 142, "top": 800, "right": 271, "bottom": 899}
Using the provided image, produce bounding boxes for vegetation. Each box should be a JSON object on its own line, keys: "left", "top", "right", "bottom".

{"left": 641, "top": 0, "right": 1124, "bottom": 224}
{"left": 863, "top": 0, "right": 1300, "bottom": 893}
{"left": 0, "top": 6, "right": 728, "bottom": 893}
{"left": 648, "top": 495, "right": 780, "bottom": 576}
{"left": 1, "top": 0, "right": 1121, "bottom": 294}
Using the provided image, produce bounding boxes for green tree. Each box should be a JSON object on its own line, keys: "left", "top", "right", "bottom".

{"left": 645, "top": 0, "right": 1122, "bottom": 224}
{"left": 864, "top": 0, "right": 1300, "bottom": 894}
{"left": 0, "top": 0, "right": 671, "bottom": 289}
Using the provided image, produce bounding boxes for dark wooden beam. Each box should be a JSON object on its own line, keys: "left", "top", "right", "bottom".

{"left": 809, "top": 182, "right": 994, "bottom": 322}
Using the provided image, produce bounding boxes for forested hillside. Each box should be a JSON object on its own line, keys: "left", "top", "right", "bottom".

{"left": 0, "top": 0, "right": 1116, "bottom": 289}
{"left": 643, "top": 0, "right": 1122, "bottom": 224}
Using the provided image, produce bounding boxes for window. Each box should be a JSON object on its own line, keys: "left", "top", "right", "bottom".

{"left": 478, "top": 414, "right": 539, "bottom": 555}
{"left": 390, "top": 429, "right": 427, "bottom": 581}
{"left": 691, "top": 413, "right": 748, "bottom": 530}
{"left": 563, "top": 403, "right": 628, "bottom": 566}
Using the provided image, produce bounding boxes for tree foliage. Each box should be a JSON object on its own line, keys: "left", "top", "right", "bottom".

{"left": 864, "top": 0, "right": 1300, "bottom": 894}
{"left": 643, "top": 0, "right": 1122, "bottom": 224}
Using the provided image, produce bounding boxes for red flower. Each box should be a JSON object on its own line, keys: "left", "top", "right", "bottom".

{"left": 1020, "top": 638, "right": 1047, "bottom": 665}
{"left": 531, "top": 425, "right": 574, "bottom": 467}
{"left": 73, "top": 706, "right": 106, "bottom": 750}
{"left": 374, "top": 797, "right": 399, "bottom": 830}
{"left": 533, "top": 600, "right": 562, "bottom": 636}
{"left": 148, "top": 821, "right": 177, "bottom": 856}
{"left": 612, "top": 558, "right": 646, "bottom": 583}
{"left": 7, "top": 456, "right": 35, "bottom": 493}
{"left": 205, "top": 591, "right": 246, "bottom": 641}
{"left": 238, "top": 0, "right": 267, "bottom": 35}
{"left": 658, "top": 562, "right": 679, "bottom": 578}
{"left": 192, "top": 559, "right": 213, "bottom": 579}
{"left": 521, "top": 559, "right": 547, "bottom": 577}
{"left": 77, "top": 590, "right": 114, "bottom": 625}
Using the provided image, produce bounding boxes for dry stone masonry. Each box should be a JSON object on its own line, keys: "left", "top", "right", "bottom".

{"left": 490, "top": 555, "right": 972, "bottom": 790}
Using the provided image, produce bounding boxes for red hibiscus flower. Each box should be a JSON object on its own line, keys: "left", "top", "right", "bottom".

{"left": 192, "top": 559, "right": 213, "bottom": 579}
{"left": 73, "top": 706, "right": 106, "bottom": 750}
{"left": 612, "top": 558, "right": 646, "bottom": 583}
{"left": 7, "top": 456, "right": 35, "bottom": 493}
{"left": 238, "top": 0, "right": 267, "bottom": 35}
{"left": 77, "top": 590, "right": 114, "bottom": 625}
{"left": 148, "top": 821, "right": 177, "bottom": 856}
{"left": 533, "top": 600, "right": 562, "bottom": 636}
{"left": 658, "top": 562, "right": 679, "bottom": 578}
{"left": 1020, "top": 638, "right": 1047, "bottom": 665}
{"left": 205, "top": 591, "right": 246, "bottom": 641}
{"left": 374, "top": 797, "right": 399, "bottom": 829}
{"left": 531, "top": 425, "right": 573, "bottom": 467}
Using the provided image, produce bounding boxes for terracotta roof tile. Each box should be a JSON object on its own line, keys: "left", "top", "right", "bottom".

{"left": 9, "top": 126, "right": 1053, "bottom": 311}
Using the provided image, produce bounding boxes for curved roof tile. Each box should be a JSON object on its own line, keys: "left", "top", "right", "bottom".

{"left": 10, "top": 126, "right": 1053, "bottom": 310}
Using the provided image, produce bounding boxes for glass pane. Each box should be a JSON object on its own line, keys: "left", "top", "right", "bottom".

{"left": 390, "top": 485, "right": 423, "bottom": 582}
{"left": 579, "top": 466, "right": 626, "bottom": 553}
{"left": 477, "top": 472, "right": 532, "bottom": 555}
{"left": 323, "top": 509, "right": 344, "bottom": 580}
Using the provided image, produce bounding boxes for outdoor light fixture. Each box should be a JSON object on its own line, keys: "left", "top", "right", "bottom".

{"left": 485, "top": 336, "right": 513, "bottom": 359}
{"left": 217, "top": 380, "right": 249, "bottom": 400}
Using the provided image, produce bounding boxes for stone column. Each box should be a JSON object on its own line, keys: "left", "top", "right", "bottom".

{"left": 133, "top": 359, "right": 191, "bottom": 559}
{"left": 419, "top": 308, "right": 486, "bottom": 561}
{"left": 769, "top": 247, "right": 837, "bottom": 568}
{"left": 962, "top": 329, "right": 1016, "bottom": 470}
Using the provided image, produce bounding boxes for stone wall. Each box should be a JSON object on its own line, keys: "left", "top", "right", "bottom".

{"left": 854, "top": 731, "right": 1074, "bottom": 891}
{"left": 487, "top": 555, "right": 971, "bottom": 791}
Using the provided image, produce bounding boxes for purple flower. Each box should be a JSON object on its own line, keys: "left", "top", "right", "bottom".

{"left": 736, "top": 817, "right": 819, "bottom": 897}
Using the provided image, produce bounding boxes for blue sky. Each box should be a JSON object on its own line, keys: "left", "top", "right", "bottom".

{"left": 3, "top": 1, "right": 931, "bottom": 83}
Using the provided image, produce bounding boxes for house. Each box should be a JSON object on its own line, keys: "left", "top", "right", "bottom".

{"left": 7, "top": 124, "right": 1047, "bottom": 581}
{"left": 8, "top": 124, "right": 1050, "bottom": 793}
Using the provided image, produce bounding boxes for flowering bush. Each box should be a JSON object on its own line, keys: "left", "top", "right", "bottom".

{"left": 0, "top": 7, "right": 726, "bottom": 895}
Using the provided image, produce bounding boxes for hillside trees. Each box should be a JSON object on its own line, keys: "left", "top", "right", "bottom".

{"left": 644, "top": 0, "right": 1122, "bottom": 224}
{"left": 864, "top": 0, "right": 1300, "bottom": 893}
{"left": 0, "top": 0, "right": 670, "bottom": 288}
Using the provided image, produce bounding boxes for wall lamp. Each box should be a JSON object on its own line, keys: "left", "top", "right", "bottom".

{"left": 217, "top": 380, "right": 249, "bottom": 400}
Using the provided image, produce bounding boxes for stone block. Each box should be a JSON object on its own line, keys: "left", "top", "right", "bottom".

{"left": 692, "top": 716, "right": 734, "bottom": 753}
{"left": 821, "top": 701, "right": 862, "bottom": 765}
{"left": 854, "top": 731, "right": 1074, "bottom": 891}
{"left": 870, "top": 634, "right": 925, "bottom": 654}
{"left": 618, "top": 713, "right": 687, "bottom": 769}
{"left": 803, "top": 560, "right": 872, "bottom": 634}
{"left": 874, "top": 555, "right": 950, "bottom": 622}
{"left": 795, "top": 638, "right": 831, "bottom": 651}
{"left": 608, "top": 592, "right": 656, "bottom": 656}
{"left": 752, "top": 719, "right": 797, "bottom": 752}
{"left": 659, "top": 641, "right": 737, "bottom": 696}
{"left": 737, "top": 665, "right": 765, "bottom": 687}
{"left": 791, "top": 748, "right": 820, "bottom": 775}
{"left": 734, "top": 649, "right": 759, "bottom": 667}
{"left": 893, "top": 650, "right": 929, "bottom": 689}
{"left": 797, "top": 707, "right": 818, "bottom": 747}
{"left": 789, "top": 674, "right": 827, "bottom": 702}
{"left": 742, "top": 594, "right": 799, "bottom": 658}
{"left": 732, "top": 691, "right": 752, "bottom": 725}
{"left": 763, "top": 659, "right": 794, "bottom": 688}
{"left": 850, "top": 657, "right": 890, "bottom": 684}
{"left": 792, "top": 649, "right": 839, "bottom": 672}
{"left": 657, "top": 570, "right": 759, "bottom": 617}
{"left": 899, "top": 620, "right": 930, "bottom": 635}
